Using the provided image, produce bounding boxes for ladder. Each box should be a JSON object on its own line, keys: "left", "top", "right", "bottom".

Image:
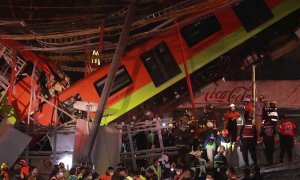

{"left": 0, "top": 42, "right": 27, "bottom": 103}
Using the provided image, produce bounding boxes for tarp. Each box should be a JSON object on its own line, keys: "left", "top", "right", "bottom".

{"left": 73, "top": 119, "right": 93, "bottom": 165}
{"left": 94, "top": 123, "right": 121, "bottom": 174}
{"left": 49, "top": 130, "right": 75, "bottom": 152}
{"left": 0, "top": 120, "right": 31, "bottom": 168}
{"left": 178, "top": 80, "right": 300, "bottom": 108}
{"left": 73, "top": 119, "right": 120, "bottom": 173}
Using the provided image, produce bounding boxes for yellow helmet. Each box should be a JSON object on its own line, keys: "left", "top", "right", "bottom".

{"left": 270, "top": 100, "right": 277, "bottom": 104}
{"left": 1, "top": 163, "right": 8, "bottom": 170}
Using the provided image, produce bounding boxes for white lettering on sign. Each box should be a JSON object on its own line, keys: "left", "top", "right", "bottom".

{"left": 204, "top": 86, "right": 252, "bottom": 103}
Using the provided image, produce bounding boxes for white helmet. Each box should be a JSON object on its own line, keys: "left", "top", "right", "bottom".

{"left": 229, "top": 104, "right": 235, "bottom": 107}
{"left": 207, "top": 121, "right": 213, "bottom": 128}
{"left": 243, "top": 98, "right": 250, "bottom": 102}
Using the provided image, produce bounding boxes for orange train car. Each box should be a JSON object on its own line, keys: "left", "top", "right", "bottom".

{"left": 6, "top": 0, "right": 300, "bottom": 126}
{"left": 0, "top": 39, "right": 70, "bottom": 122}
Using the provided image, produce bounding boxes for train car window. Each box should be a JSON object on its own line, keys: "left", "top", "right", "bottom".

{"left": 94, "top": 65, "right": 132, "bottom": 97}
{"left": 180, "top": 15, "right": 221, "bottom": 47}
{"left": 233, "top": 0, "right": 273, "bottom": 32}
{"left": 140, "top": 42, "right": 181, "bottom": 87}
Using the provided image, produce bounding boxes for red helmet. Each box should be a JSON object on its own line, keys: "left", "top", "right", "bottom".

{"left": 76, "top": 166, "right": 81, "bottom": 173}
{"left": 19, "top": 159, "right": 27, "bottom": 166}
{"left": 222, "top": 129, "right": 229, "bottom": 136}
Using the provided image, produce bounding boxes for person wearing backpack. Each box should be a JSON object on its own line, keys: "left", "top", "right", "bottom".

{"left": 260, "top": 118, "right": 276, "bottom": 165}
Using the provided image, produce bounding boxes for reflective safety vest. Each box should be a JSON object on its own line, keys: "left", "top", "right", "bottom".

{"left": 150, "top": 165, "right": 162, "bottom": 180}
{"left": 125, "top": 176, "right": 134, "bottom": 180}
{"left": 135, "top": 175, "right": 146, "bottom": 180}
{"left": 205, "top": 139, "right": 216, "bottom": 150}
{"left": 242, "top": 124, "right": 254, "bottom": 138}
{"left": 279, "top": 120, "right": 296, "bottom": 136}
{"left": 265, "top": 107, "right": 278, "bottom": 121}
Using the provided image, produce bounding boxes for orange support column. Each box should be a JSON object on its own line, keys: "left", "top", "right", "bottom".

{"left": 175, "top": 21, "right": 197, "bottom": 117}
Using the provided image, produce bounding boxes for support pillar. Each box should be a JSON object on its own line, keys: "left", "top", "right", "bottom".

{"left": 252, "top": 65, "right": 256, "bottom": 124}
{"left": 156, "top": 120, "right": 164, "bottom": 154}
{"left": 79, "top": 0, "right": 138, "bottom": 166}
{"left": 126, "top": 124, "right": 137, "bottom": 171}
{"left": 175, "top": 21, "right": 197, "bottom": 117}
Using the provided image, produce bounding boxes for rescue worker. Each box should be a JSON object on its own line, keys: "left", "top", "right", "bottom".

{"left": 243, "top": 98, "right": 253, "bottom": 121}
{"left": 217, "top": 129, "right": 230, "bottom": 154}
{"left": 264, "top": 100, "right": 279, "bottom": 123}
{"left": 260, "top": 118, "right": 276, "bottom": 165}
{"left": 203, "top": 104, "right": 217, "bottom": 128}
{"left": 118, "top": 166, "right": 133, "bottom": 180}
{"left": 149, "top": 159, "right": 162, "bottom": 180}
{"left": 224, "top": 104, "right": 240, "bottom": 144}
{"left": 240, "top": 119, "right": 257, "bottom": 167}
{"left": 278, "top": 116, "right": 297, "bottom": 163}
{"left": 203, "top": 121, "right": 217, "bottom": 167}
{"left": 19, "top": 159, "right": 29, "bottom": 177}
{"left": 0, "top": 163, "right": 9, "bottom": 180}
{"left": 213, "top": 145, "right": 228, "bottom": 180}
{"left": 99, "top": 167, "right": 114, "bottom": 180}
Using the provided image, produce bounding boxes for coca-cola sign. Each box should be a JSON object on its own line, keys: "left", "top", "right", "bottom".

{"left": 178, "top": 80, "right": 300, "bottom": 108}
{"left": 205, "top": 86, "right": 252, "bottom": 103}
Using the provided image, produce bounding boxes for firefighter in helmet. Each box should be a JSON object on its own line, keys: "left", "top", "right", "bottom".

{"left": 278, "top": 115, "right": 297, "bottom": 163}
{"left": 224, "top": 104, "right": 240, "bottom": 144}
{"left": 240, "top": 118, "right": 257, "bottom": 167}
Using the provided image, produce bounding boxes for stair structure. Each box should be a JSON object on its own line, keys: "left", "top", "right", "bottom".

{"left": 0, "top": 42, "right": 27, "bottom": 102}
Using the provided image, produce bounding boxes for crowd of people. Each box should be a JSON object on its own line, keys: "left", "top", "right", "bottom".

{"left": 0, "top": 96, "right": 298, "bottom": 180}
{"left": 118, "top": 97, "right": 297, "bottom": 179}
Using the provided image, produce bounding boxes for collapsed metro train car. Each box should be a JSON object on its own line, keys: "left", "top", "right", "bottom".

{"left": 3, "top": 0, "right": 300, "bottom": 126}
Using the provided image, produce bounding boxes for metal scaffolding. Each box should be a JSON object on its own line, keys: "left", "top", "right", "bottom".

{"left": 119, "top": 118, "right": 180, "bottom": 171}
{"left": 0, "top": 42, "right": 26, "bottom": 103}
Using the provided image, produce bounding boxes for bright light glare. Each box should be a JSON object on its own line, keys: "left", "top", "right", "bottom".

{"left": 58, "top": 154, "right": 73, "bottom": 170}
{"left": 162, "top": 123, "right": 166, "bottom": 127}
